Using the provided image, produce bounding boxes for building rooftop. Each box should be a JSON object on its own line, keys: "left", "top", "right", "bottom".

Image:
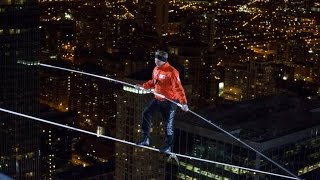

{"left": 177, "top": 94, "right": 320, "bottom": 142}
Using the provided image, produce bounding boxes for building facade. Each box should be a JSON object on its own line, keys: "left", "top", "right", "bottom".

{"left": 0, "top": 0, "right": 41, "bottom": 179}
{"left": 115, "top": 78, "right": 166, "bottom": 179}
{"left": 137, "top": 0, "right": 169, "bottom": 36}
{"left": 173, "top": 95, "right": 320, "bottom": 179}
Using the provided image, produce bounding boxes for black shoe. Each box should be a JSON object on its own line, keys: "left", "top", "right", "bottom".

{"left": 159, "top": 145, "right": 172, "bottom": 153}
{"left": 136, "top": 136, "right": 150, "bottom": 146}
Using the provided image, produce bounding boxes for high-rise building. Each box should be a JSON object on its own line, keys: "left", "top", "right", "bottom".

{"left": 169, "top": 40, "right": 216, "bottom": 108}
{"left": 69, "top": 63, "right": 117, "bottom": 134}
{"left": 181, "top": 13, "right": 216, "bottom": 48}
{"left": 39, "top": 107, "right": 77, "bottom": 180}
{"left": 40, "top": 61, "right": 71, "bottom": 112}
{"left": 248, "top": 60, "right": 276, "bottom": 99}
{"left": 137, "top": 0, "right": 169, "bottom": 36}
{"left": 0, "top": 0, "right": 41, "bottom": 179}
{"left": 115, "top": 77, "right": 166, "bottom": 179}
{"left": 223, "top": 63, "right": 249, "bottom": 102}
{"left": 173, "top": 95, "right": 320, "bottom": 179}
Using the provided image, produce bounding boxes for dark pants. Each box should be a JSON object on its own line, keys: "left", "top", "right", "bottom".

{"left": 141, "top": 99, "right": 177, "bottom": 146}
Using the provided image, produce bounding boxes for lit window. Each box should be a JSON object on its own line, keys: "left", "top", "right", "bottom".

{"left": 8, "top": 29, "right": 21, "bottom": 34}
{"left": 15, "top": 0, "right": 25, "bottom": 5}
{"left": 9, "top": 29, "right": 15, "bottom": 34}
{"left": 0, "top": 0, "right": 11, "bottom": 5}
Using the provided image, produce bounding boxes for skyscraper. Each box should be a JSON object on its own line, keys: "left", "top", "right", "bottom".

{"left": 69, "top": 63, "right": 117, "bottom": 133}
{"left": 248, "top": 60, "right": 276, "bottom": 99}
{"left": 0, "top": 0, "right": 41, "bottom": 179}
{"left": 115, "top": 78, "right": 166, "bottom": 179}
{"left": 168, "top": 40, "right": 214, "bottom": 108}
{"left": 137, "top": 0, "right": 169, "bottom": 36}
{"left": 174, "top": 95, "right": 320, "bottom": 179}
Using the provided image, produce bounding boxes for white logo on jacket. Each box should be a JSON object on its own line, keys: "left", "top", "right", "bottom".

{"left": 159, "top": 74, "right": 166, "bottom": 79}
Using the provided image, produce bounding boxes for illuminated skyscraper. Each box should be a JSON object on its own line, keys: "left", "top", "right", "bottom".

{"left": 115, "top": 77, "right": 166, "bottom": 179}
{"left": 69, "top": 63, "right": 117, "bottom": 133}
{"left": 40, "top": 61, "right": 71, "bottom": 112}
{"left": 0, "top": 0, "right": 41, "bottom": 179}
{"left": 223, "top": 63, "right": 249, "bottom": 101}
{"left": 181, "top": 14, "right": 216, "bottom": 49}
{"left": 248, "top": 60, "right": 276, "bottom": 99}
{"left": 168, "top": 41, "right": 215, "bottom": 108}
{"left": 174, "top": 95, "right": 320, "bottom": 179}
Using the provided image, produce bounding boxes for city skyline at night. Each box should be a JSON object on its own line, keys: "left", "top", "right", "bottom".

{"left": 1, "top": 0, "right": 320, "bottom": 179}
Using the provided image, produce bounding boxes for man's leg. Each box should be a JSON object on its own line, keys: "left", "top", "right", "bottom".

{"left": 137, "top": 99, "right": 158, "bottom": 146}
{"left": 159, "top": 100, "right": 177, "bottom": 153}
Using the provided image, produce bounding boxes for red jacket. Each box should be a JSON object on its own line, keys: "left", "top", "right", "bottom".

{"left": 143, "top": 62, "right": 187, "bottom": 104}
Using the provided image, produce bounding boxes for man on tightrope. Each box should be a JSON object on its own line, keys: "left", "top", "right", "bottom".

{"left": 135, "top": 50, "right": 189, "bottom": 153}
